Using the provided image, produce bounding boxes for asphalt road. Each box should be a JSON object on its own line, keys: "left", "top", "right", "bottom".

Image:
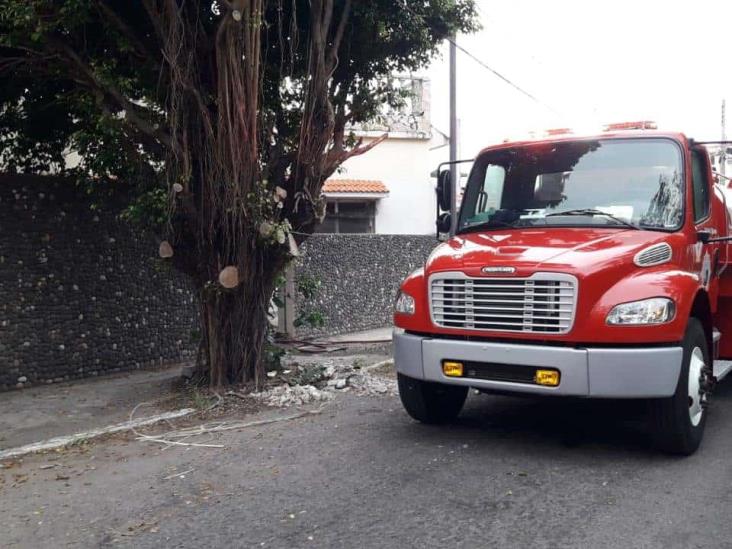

{"left": 5, "top": 380, "right": 732, "bottom": 548}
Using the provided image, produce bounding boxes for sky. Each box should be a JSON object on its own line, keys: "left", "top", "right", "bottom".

{"left": 427, "top": 0, "right": 732, "bottom": 158}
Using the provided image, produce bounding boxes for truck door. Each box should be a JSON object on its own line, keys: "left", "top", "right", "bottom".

{"left": 691, "top": 148, "right": 718, "bottom": 292}
{"left": 694, "top": 147, "right": 731, "bottom": 359}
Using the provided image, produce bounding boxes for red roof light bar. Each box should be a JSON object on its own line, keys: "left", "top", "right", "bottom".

{"left": 603, "top": 121, "right": 658, "bottom": 131}
{"left": 545, "top": 128, "right": 573, "bottom": 136}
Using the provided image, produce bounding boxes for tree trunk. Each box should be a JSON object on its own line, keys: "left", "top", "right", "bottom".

{"left": 158, "top": 1, "right": 351, "bottom": 389}
{"left": 193, "top": 248, "right": 282, "bottom": 389}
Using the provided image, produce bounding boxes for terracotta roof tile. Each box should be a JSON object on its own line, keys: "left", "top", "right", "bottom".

{"left": 323, "top": 179, "right": 388, "bottom": 194}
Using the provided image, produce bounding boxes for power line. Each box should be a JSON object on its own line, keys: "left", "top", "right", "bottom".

{"left": 399, "top": 0, "right": 561, "bottom": 118}
{"left": 446, "top": 37, "right": 562, "bottom": 117}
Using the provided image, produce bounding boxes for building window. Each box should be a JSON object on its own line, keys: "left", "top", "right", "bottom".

{"left": 316, "top": 200, "right": 375, "bottom": 233}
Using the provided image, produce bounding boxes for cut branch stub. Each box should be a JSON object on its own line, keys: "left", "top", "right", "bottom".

{"left": 172, "top": 183, "right": 183, "bottom": 193}
{"left": 259, "top": 221, "right": 274, "bottom": 238}
{"left": 287, "top": 233, "right": 300, "bottom": 257}
{"left": 158, "top": 240, "right": 174, "bottom": 258}
{"left": 275, "top": 228, "right": 286, "bottom": 244}
{"left": 275, "top": 186, "right": 287, "bottom": 200}
{"left": 219, "top": 266, "right": 240, "bottom": 289}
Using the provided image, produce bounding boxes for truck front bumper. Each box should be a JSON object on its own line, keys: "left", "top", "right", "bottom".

{"left": 394, "top": 330, "right": 683, "bottom": 398}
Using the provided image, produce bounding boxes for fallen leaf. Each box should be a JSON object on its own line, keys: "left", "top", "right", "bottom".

{"left": 13, "top": 474, "right": 28, "bottom": 484}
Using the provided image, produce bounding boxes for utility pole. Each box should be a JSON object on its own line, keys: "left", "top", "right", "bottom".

{"left": 449, "top": 36, "right": 458, "bottom": 234}
{"left": 722, "top": 99, "right": 727, "bottom": 177}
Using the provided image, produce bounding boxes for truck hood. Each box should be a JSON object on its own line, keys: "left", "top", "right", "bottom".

{"left": 426, "top": 228, "right": 675, "bottom": 277}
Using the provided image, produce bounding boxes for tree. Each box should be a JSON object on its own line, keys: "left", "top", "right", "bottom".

{"left": 0, "top": 0, "right": 478, "bottom": 386}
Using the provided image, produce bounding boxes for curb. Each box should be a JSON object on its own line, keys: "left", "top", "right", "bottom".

{"left": 0, "top": 408, "right": 196, "bottom": 461}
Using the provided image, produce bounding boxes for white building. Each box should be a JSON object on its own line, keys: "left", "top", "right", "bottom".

{"left": 707, "top": 145, "right": 732, "bottom": 185}
{"left": 318, "top": 77, "right": 449, "bottom": 235}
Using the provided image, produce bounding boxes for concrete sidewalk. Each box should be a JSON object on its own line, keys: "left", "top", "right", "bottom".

{"left": 0, "top": 328, "right": 393, "bottom": 454}
{"left": 0, "top": 367, "right": 183, "bottom": 451}
{"left": 314, "top": 326, "right": 392, "bottom": 344}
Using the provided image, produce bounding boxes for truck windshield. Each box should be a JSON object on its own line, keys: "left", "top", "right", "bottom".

{"left": 457, "top": 138, "right": 684, "bottom": 233}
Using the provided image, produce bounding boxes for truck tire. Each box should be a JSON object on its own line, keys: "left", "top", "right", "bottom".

{"left": 397, "top": 373, "right": 468, "bottom": 424}
{"left": 648, "top": 318, "right": 711, "bottom": 455}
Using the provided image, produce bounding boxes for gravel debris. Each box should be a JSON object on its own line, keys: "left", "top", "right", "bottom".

{"left": 249, "top": 384, "right": 332, "bottom": 408}
{"left": 252, "top": 354, "right": 396, "bottom": 407}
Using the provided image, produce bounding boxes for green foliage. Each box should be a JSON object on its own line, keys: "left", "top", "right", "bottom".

{"left": 0, "top": 1, "right": 478, "bottom": 232}
{"left": 294, "top": 275, "right": 325, "bottom": 328}
{"left": 188, "top": 386, "right": 212, "bottom": 411}
{"left": 286, "top": 364, "right": 326, "bottom": 386}
{"left": 0, "top": 0, "right": 165, "bottom": 219}
{"left": 297, "top": 276, "right": 321, "bottom": 300}
{"left": 271, "top": 273, "right": 325, "bottom": 328}
{"left": 263, "top": 331, "right": 286, "bottom": 371}
{"left": 294, "top": 310, "right": 325, "bottom": 329}
{"left": 119, "top": 187, "right": 168, "bottom": 228}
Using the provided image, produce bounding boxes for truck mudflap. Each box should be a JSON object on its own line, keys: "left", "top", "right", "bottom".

{"left": 393, "top": 330, "right": 683, "bottom": 398}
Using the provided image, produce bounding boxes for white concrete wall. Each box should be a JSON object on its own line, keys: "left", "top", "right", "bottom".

{"left": 336, "top": 136, "right": 447, "bottom": 235}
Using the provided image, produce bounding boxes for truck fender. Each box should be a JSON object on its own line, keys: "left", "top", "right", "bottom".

{"left": 393, "top": 267, "right": 432, "bottom": 332}
{"left": 686, "top": 290, "right": 713, "bottom": 353}
{"left": 590, "top": 270, "right": 704, "bottom": 344}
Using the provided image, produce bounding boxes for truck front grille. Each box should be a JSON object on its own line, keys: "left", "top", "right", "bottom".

{"left": 430, "top": 273, "right": 577, "bottom": 334}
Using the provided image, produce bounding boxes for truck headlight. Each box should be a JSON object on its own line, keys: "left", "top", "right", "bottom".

{"left": 395, "top": 291, "right": 415, "bottom": 315}
{"left": 606, "top": 297, "right": 675, "bottom": 325}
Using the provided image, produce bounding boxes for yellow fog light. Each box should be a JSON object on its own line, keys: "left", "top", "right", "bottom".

{"left": 535, "top": 369, "right": 560, "bottom": 387}
{"left": 442, "top": 361, "right": 464, "bottom": 377}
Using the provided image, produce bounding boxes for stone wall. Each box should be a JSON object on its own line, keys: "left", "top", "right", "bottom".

{"left": 0, "top": 175, "right": 438, "bottom": 390}
{"left": 295, "top": 234, "right": 437, "bottom": 337}
{"left": 0, "top": 175, "right": 198, "bottom": 391}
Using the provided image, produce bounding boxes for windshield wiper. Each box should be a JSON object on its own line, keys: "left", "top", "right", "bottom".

{"left": 545, "top": 208, "right": 640, "bottom": 230}
{"left": 457, "top": 219, "right": 517, "bottom": 235}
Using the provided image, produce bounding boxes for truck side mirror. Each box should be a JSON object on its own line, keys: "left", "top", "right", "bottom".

{"left": 436, "top": 212, "right": 452, "bottom": 234}
{"left": 436, "top": 170, "right": 452, "bottom": 212}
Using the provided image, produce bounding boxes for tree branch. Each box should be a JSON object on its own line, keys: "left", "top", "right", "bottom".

{"left": 141, "top": 0, "right": 167, "bottom": 47}
{"left": 347, "top": 133, "right": 388, "bottom": 158}
{"left": 325, "top": 132, "right": 387, "bottom": 175}
{"left": 97, "top": 0, "right": 160, "bottom": 67}
{"left": 326, "top": 0, "right": 351, "bottom": 73}
{"left": 47, "top": 37, "right": 172, "bottom": 149}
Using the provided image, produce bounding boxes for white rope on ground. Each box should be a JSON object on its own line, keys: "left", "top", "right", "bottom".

{"left": 134, "top": 436, "right": 225, "bottom": 449}
{"left": 142, "top": 408, "right": 325, "bottom": 442}
{"left": 130, "top": 396, "right": 225, "bottom": 449}
{"left": 163, "top": 468, "right": 194, "bottom": 480}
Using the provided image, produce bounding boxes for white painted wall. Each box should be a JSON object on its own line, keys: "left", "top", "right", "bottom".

{"left": 336, "top": 135, "right": 448, "bottom": 234}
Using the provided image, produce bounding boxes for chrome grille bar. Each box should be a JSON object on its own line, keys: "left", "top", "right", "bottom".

{"left": 430, "top": 273, "right": 578, "bottom": 334}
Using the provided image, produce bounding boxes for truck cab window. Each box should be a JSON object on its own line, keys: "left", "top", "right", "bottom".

{"left": 459, "top": 139, "right": 684, "bottom": 232}
{"left": 472, "top": 165, "right": 506, "bottom": 222}
{"left": 691, "top": 150, "right": 710, "bottom": 223}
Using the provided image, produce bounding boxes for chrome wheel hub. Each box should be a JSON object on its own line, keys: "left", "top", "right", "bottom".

{"left": 688, "top": 347, "right": 706, "bottom": 427}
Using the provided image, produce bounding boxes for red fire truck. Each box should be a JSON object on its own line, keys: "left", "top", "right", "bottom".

{"left": 393, "top": 125, "right": 732, "bottom": 454}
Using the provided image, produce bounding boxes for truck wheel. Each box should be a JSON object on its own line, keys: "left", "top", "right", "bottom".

{"left": 649, "top": 318, "right": 712, "bottom": 455}
{"left": 397, "top": 373, "right": 468, "bottom": 424}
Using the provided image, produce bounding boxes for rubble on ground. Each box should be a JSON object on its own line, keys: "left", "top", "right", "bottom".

{"left": 249, "top": 384, "right": 332, "bottom": 408}
{"left": 251, "top": 354, "right": 396, "bottom": 407}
